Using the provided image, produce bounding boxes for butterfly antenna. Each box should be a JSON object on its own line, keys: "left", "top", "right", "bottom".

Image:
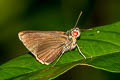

{"left": 74, "top": 11, "right": 83, "bottom": 28}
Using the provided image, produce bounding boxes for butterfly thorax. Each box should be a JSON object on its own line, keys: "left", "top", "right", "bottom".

{"left": 62, "top": 27, "right": 80, "bottom": 53}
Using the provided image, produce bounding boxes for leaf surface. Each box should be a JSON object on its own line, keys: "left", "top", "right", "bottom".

{"left": 0, "top": 22, "right": 120, "bottom": 80}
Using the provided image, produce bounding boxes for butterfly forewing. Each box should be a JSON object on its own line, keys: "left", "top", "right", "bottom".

{"left": 18, "top": 31, "right": 68, "bottom": 65}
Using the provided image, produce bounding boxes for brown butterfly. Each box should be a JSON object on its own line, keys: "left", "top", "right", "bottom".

{"left": 18, "top": 11, "right": 86, "bottom": 65}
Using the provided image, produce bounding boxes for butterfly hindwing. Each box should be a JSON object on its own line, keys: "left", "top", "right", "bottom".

{"left": 36, "top": 43, "right": 63, "bottom": 65}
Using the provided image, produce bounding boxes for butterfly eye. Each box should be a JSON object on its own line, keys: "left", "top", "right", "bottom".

{"left": 73, "top": 32, "right": 78, "bottom": 37}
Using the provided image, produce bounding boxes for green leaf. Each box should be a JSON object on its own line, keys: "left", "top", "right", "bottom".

{"left": 0, "top": 22, "right": 120, "bottom": 80}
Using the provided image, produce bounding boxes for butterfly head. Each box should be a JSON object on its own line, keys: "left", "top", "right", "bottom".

{"left": 71, "top": 27, "right": 80, "bottom": 38}
{"left": 66, "top": 27, "right": 80, "bottom": 39}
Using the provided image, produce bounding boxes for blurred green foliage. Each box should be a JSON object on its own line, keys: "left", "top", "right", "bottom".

{"left": 0, "top": 0, "right": 120, "bottom": 80}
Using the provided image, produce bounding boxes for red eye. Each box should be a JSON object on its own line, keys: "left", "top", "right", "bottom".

{"left": 73, "top": 32, "right": 78, "bottom": 37}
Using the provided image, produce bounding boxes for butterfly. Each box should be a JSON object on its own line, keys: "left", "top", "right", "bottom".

{"left": 18, "top": 11, "right": 86, "bottom": 65}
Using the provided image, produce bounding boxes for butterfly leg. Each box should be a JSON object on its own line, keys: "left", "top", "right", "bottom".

{"left": 51, "top": 51, "right": 65, "bottom": 67}
{"left": 76, "top": 44, "right": 86, "bottom": 59}
{"left": 51, "top": 44, "right": 71, "bottom": 67}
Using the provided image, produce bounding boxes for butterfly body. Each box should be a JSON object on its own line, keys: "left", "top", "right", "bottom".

{"left": 18, "top": 11, "right": 87, "bottom": 65}
{"left": 18, "top": 27, "right": 83, "bottom": 65}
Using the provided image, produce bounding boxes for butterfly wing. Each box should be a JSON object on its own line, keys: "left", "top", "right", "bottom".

{"left": 18, "top": 31, "right": 68, "bottom": 65}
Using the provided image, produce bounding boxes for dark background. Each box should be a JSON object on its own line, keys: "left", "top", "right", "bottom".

{"left": 0, "top": 0, "right": 120, "bottom": 80}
